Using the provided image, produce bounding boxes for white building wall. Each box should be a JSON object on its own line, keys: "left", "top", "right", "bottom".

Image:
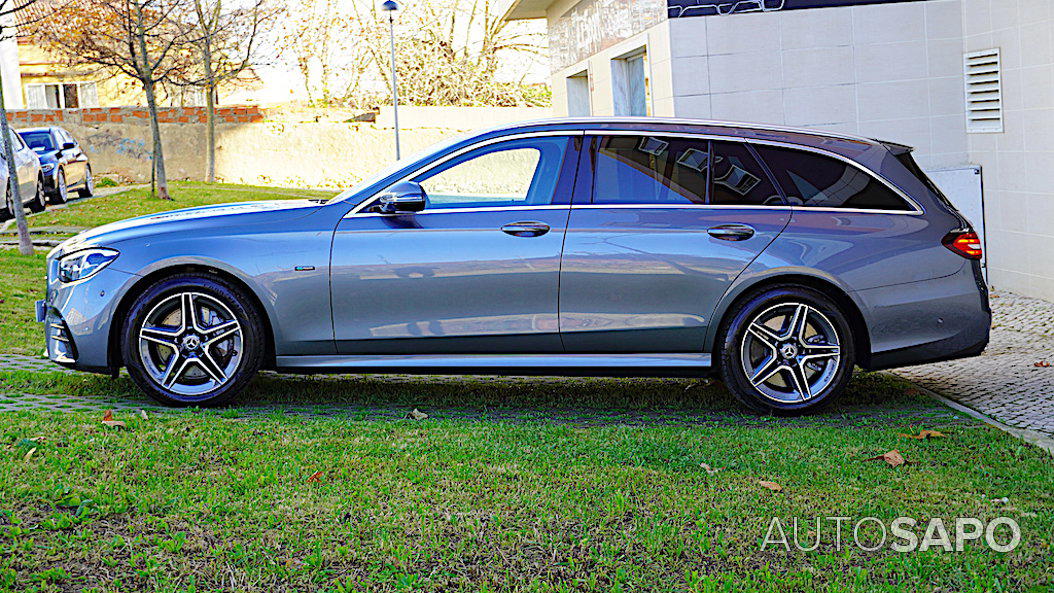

{"left": 0, "top": 30, "right": 22, "bottom": 109}
{"left": 666, "top": 0, "right": 968, "bottom": 170}
{"left": 961, "top": 0, "right": 1054, "bottom": 300}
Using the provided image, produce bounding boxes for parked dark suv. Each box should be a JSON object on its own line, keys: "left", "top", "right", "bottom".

{"left": 37, "top": 118, "right": 990, "bottom": 413}
{"left": 18, "top": 126, "right": 94, "bottom": 204}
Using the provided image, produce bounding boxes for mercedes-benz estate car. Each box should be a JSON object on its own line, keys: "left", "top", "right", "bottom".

{"left": 37, "top": 118, "right": 991, "bottom": 414}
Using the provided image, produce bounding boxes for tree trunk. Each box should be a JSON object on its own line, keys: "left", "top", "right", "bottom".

{"left": 203, "top": 42, "right": 216, "bottom": 183}
{"left": 143, "top": 78, "right": 170, "bottom": 200}
{"left": 0, "top": 66, "right": 33, "bottom": 256}
{"left": 136, "top": 3, "right": 170, "bottom": 200}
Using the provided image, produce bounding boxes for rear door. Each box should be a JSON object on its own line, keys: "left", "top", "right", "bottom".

{"left": 558, "top": 135, "right": 791, "bottom": 352}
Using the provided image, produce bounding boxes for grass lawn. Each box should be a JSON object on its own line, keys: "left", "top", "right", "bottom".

{"left": 0, "top": 182, "right": 336, "bottom": 356}
{"left": 0, "top": 182, "right": 1050, "bottom": 592}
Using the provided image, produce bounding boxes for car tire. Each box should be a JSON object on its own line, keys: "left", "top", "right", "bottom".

{"left": 27, "top": 176, "right": 46, "bottom": 213}
{"left": 717, "top": 285, "right": 855, "bottom": 415}
{"left": 77, "top": 166, "right": 94, "bottom": 198}
{"left": 52, "top": 169, "right": 68, "bottom": 205}
{"left": 0, "top": 185, "right": 10, "bottom": 221}
{"left": 122, "top": 273, "right": 265, "bottom": 407}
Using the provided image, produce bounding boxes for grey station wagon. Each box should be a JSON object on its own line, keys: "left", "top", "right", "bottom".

{"left": 37, "top": 118, "right": 990, "bottom": 414}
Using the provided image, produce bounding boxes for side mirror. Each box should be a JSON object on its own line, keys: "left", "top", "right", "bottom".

{"left": 61, "top": 142, "right": 75, "bottom": 151}
{"left": 377, "top": 181, "right": 427, "bottom": 214}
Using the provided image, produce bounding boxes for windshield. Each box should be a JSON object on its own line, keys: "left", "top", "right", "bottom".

{"left": 324, "top": 130, "right": 480, "bottom": 205}
{"left": 21, "top": 131, "right": 55, "bottom": 152}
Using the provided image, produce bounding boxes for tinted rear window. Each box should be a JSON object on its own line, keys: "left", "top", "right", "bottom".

{"left": 592, "top": 135, "right": 709, "bottom": 205}
{"left": 755, "top": 145, "right": 914, "bottom": 211}
{"left": 710, "top": 141, "right": 783, "bottom": 206}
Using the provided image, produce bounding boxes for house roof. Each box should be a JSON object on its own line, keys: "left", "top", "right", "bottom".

{"left": 502, "top": 0, "right": 553, "bottom": 20}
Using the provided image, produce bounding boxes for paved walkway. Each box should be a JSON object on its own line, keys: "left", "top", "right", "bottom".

{"left": 894, "top": 291, "right": 1054, "bottom": 436}
{"left": 1, "top": 292, "right": 1052, "bottom": 435}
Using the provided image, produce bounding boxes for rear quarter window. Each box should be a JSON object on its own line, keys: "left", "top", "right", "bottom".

{"left": 754, "top": 145, "right": 915, "bottom": 212}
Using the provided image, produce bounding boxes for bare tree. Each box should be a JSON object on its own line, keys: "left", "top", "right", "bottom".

{"left": 0, "top": 0, "right": 49, "bottom": 255}
{"left": 32, "top": 0, "right": 197, "bottom": 199}
{"left": 175, "top": 0, "right": 277, "bottom": 182}
{"left": 280, "top": 0, "right": 546, "bottom": 109}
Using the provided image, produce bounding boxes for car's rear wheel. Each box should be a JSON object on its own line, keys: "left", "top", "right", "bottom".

{"left": 27, "top": 176, "right": 45, "bottom": 213}
{"left": 122, "top": 274, "right": 264, "bottom": 407}
{"left": 52, "top": 169, "right": 68, "bottom": 204}
{"left": 718, "top": 285, "right": 855, "bottom": 415}
{"left": 77, "top": 166, "right": 94, "bottom": 198}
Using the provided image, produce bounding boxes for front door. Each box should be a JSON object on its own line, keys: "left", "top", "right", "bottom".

{"left": 559, "top": 135, "right": 791, "bottom": 352}
{"left": 330, "top": 134, "right": 581, "bottom": 354}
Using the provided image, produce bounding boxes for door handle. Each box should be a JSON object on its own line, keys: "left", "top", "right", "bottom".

{"left": 501, "top": 221, "right": 550, "bottom": 237}
{"left": 707, "top": 224, "right": 756, "bottom": 241}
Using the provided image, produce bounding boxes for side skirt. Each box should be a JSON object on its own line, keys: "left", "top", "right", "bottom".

{"left": 275, "top": 353, "right": 713, "bottom": 378}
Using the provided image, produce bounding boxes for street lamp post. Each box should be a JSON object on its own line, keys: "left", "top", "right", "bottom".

{"left": 382, "top": 0, "right": 401, "bottom": 160}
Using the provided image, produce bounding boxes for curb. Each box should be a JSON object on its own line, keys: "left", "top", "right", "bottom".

{"left": 894, "top": 374, "right": 1054, "bottom": 456}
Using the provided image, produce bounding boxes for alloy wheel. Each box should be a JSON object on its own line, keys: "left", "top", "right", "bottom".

{"left": 137, "top": 291, "right": 243, "bottom": 398}
{"left": 57, "top": 170, "right": 67, "bottom": 202}
{"left": 739, "top": 302, "right": 842, "bottom": 403}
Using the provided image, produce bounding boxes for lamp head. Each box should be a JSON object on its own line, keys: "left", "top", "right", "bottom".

{"left": 381, "top": 0, "right": 399, "bottom": 11}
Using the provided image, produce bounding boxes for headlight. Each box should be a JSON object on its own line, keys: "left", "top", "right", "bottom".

{"left": 41, "top": 163, "right": 55, "bottom": 173}
{"left": 57, "top": 248, "right": 119, "bottom": 283}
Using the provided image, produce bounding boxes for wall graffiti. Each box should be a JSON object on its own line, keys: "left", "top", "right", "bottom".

{"left": 549, "top": 0, "right": 666, "bottom": 72}
{"left": 85, "top": 131, "right": 152, "bottom": 161}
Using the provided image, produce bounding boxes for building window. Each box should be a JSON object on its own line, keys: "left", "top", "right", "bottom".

{"left": 612, "top": 48, "right": 650, "bottom": 117}
{"left": 964, "top": 49, "right": 1003, "bottom": 134}
{"left": 25, "top": 82, "right": 99, "bottom": 109}
{"left": 566, "top": 70, "right": 591, "bottom": 117}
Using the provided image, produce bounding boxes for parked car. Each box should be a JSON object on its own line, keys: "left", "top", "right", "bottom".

{"left": 0, "top": 129, "right": 45, "bottom": 221}
{"left": 36, "top": 118, "right": 991, "bottom": 413}
{"left": 18, "top": 126, "right": 94, "bottom": 204}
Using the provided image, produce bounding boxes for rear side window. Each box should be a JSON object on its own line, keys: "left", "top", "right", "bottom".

{"left": 710, "top": 141, "right": 783, "bottom": 206}
{"left": 754, "top": 145, "right": 915, "bottom": 211}
{"left": 592, "top": 135, "right": 709, "bottom": 205}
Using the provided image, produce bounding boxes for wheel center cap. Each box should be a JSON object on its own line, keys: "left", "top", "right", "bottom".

{"left": 780, "top": 343, "right": 799, "bottom": 359}
{"left": 181, "top": 334, "right": 201, "bottom": 350}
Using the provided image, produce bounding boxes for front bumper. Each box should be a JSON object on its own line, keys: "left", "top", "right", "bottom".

{"left": 38, "top": 264, "right": 140, "bottom": 372}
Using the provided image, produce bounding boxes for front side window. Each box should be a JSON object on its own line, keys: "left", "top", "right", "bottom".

{"left": 593, "top": 135, "right": 709, "bottom": 205}
{"left": 755, "top": 145, "right": 914, "bottom": 211}
{"left": 413, "top": 136, "right": 568, "bottom": 209}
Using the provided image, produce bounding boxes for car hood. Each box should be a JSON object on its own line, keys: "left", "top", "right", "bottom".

{"left": 53, "top": 199, "right": 323, "bottom": 256}
{"left": 33, "top": 149, "right": 60, "bottom": 164}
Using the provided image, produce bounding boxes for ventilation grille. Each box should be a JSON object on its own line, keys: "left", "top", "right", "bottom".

{"left": 964, "top": 49, "right": 1003, "bottom": 134}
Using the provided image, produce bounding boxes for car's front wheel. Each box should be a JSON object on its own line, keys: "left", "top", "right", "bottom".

{"left": 718, "top": 285, "right": 855, "bottom": 415}
{"left": 122, "top": 274, "right": 264, "bottom": 407}
{"left": 27, "top": 176, "right": 46, "bottom": 213}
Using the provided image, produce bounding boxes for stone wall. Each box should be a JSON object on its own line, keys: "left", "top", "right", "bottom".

{"left": 2, "top": 106, "right": 547, "bottom": 188}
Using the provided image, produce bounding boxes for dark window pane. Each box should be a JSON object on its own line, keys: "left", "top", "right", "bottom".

{"left": 755, "top": 145, "right": 913, "bottom": 211}
{"left": 593, "top": 135, "right": 709, "bottom": 205}
{"left": 63, "top": 84, "right": 79, "bottom": 108}
{"left": 710, "top": 141, "right": 783, "bottom": 206}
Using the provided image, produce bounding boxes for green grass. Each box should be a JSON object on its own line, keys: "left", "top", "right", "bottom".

{"left": 0, "top": 399, "right": 1051, "bottom": 592}
{"left": 0, "top": 182, "right": 336, "bottom": 356}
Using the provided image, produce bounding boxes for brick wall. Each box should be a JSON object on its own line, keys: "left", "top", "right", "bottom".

{"left": 4, "top": 106, "right": 265, "bottom": 126}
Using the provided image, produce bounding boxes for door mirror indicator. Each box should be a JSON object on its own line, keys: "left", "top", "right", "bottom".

{"left": 377, "top": 181, "right": 427, "bottom": 214}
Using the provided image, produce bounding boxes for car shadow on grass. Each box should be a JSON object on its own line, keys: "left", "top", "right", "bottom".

{"left": 0, "top": 368, "right": 974, "bottom": 427}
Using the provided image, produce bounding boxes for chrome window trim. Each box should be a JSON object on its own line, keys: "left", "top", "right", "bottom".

{"left": 348, "top": 204, "right": 571, "bottom": 218}
{"left": 584, "top": 129, "right": 925, "bottom": 216}
{"left": 344, "top": 131, "right": 584, "bottom": 218}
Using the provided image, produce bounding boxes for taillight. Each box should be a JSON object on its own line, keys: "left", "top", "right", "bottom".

{"left": 943, "top": 230, "right": 983, "bottom": 260}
